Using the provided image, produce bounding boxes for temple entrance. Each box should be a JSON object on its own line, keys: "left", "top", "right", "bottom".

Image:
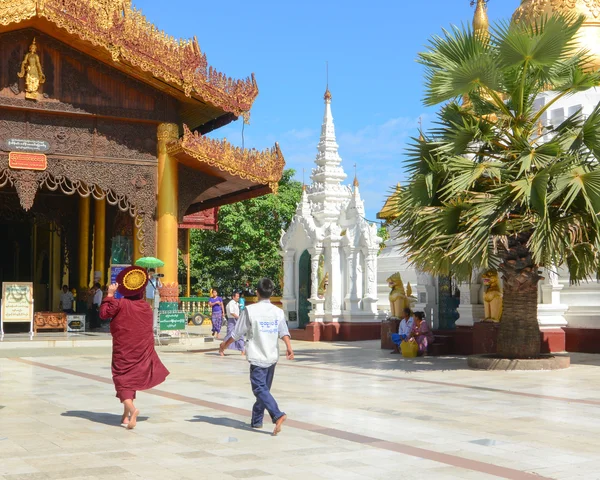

{"left": 0, "top": 183, "right": 135, "bottom": 332}
{"left": 298, "top": 249, "right": 312, "bottom": 328}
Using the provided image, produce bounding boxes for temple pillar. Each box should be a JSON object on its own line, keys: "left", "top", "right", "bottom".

{"left": 157, "top": 123, "right": 179, "bottom": 291}
{"left": 415, "top": 271, "right": 438, "bottom": 327}
{"left": 78, "top": 196, "right": 90, "bottom": 289}
{"left": 281, "top": 249, "right": 297, "bottom": 325}
{"left": 328, "top": 243, "right": 342, "bottom": 320}
{"left": 456, "top": 270, "right": 484, "bottom": 327}
{"left": 308, "top": 247, "right": 325, "bottom": 320}
{"left": 362, "top": 248, "right": 379, "bottom": 315}
{"left": 133, "top": 217, "right": 143, "bottom": 263}
{"left": 343, "top": 246, "right": 360, "bottom": 313}
{"left": 93, "top": 198, "right": 106, "bottom": 285}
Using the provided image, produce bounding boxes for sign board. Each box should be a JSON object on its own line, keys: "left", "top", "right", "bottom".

{"left": 1, "top": 282, "right": 34, "bottom": 323}
{"left": 110, "top": 265, "right": 129, "bottom": 299}
{"left": 67, "top": 314, "right": 86, "bottom": 333}
{"left": 9, "top": 152, "right": 47, "bottom": 171}
{"left": 159, "top": 311, "right": 186, "bottom": 331}
{"left": 3, "top": 138, "right": 51, "bottom": 153}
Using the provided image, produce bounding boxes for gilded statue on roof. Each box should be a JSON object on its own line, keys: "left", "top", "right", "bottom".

{"left": 17, "top": 38, "right": 45, "bottom": 100}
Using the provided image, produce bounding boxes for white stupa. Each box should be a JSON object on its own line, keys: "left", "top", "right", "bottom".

{"left": 280, "top": 88, "right": 382, "bottom": 334}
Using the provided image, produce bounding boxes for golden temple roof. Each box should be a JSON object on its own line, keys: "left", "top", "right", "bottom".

{"left": 377, "top": 183, "right": 401, "bottom": 221}
{"left": 0, "top": 0, "right": 258, "bottom": 121}
{"left": 168, "top": 125, "right": 285, "bottom": 209}
{"left": 513, "top": 0, "right": 600, "bottom": 70}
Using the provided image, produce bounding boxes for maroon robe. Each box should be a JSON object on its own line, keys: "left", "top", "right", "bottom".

{"left": 100, "top": 296, "right": 169, "bottom": 400}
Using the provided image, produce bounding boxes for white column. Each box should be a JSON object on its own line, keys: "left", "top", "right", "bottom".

{"left": 362, "top": 248, "right": 379, "bottom": 315}
{"left": 343, "top": 246, "right": 360, "bottom": 313}
{"left": 281, "top": 249, "right": 297, "bottom": 326}
{"left": 538, "top": 266, "right": 568, "bottom": 328}
{"left": 415, "top": 271, "right": 438, "bottom": 327}
{"left": 455, "top": 276, "right": 484, "bottom": 327}
{"left": 328, "top": 243, "right": 342, "bottom": 319}
{"left": 308, "top": 247, "right": 325, "bottom": 320}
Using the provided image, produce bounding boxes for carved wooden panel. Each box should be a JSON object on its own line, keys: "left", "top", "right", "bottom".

{"left": 0, "top": 154, "right": 157, "bottom": 256}
{"left": 177, "top": 163, "right": 222, "bottom": 222}
{"left": 0, "top": 110, "right": 157, "bottom": 161}
{"left": 0, "top": 29, "right": 178, "bottom": 123}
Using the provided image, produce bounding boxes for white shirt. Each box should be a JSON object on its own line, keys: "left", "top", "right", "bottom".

{"left": 146, "top": 277, "right": 161, "bottom": 299}
{"left": 399, "top": 317, "right": 415, "bottom": 337}
{"left": 226, "top": 299, "right": 240, "bottom": 319}
{"left": 93, "top": 289, "right": 103, "bottom": 306}
{"left": 232, "top": 299, "right": 290, "bottom": 368}
{"left": 60, "top": 291, "right": 74, "bottom": 310}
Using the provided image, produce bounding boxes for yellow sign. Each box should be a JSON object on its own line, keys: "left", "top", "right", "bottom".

{"left": 2, "top": 282, "right": 34, "bottom": 323}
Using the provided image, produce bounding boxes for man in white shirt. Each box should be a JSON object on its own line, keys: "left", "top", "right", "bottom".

{"left": 60, "top": 285, "right": 75, "bottom": 313}
{"left": 219, "top": 278, "right": 294, "bottom": 436}
{"left": 90, "top": 282, "right": 103, "bottom": 329}
{"left": 221, "top": 291, "right": 245, "bottom": 356}
{"left": 145, "top": 268, "right": 162, "bottom": 308}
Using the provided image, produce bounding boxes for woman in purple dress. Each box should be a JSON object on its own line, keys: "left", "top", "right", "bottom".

{"left": 209, "top": 288, "right": 225, "bottom": 339}
{"left": 412, "top": 311, "right": 434, "bottom": 356}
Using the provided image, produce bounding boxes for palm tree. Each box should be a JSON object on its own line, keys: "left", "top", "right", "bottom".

{"left": 393, "top": 13, "right": 600, "bottom": 358}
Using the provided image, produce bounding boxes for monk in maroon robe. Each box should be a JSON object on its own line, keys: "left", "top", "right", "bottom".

{"left": 99, "top": 266, "right": 169, "bottom": 429}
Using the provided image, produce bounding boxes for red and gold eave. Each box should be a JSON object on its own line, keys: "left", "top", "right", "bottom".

{"left": 169, "top": 125, "right": 285, "bottom": 217}
{"left": 180, "top": 207, "right": 219, "bottom": 231}
{"left": 0, "top": 0, "right": 259, "bottom": 129}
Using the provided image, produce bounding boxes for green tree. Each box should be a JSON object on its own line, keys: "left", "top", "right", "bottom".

{"left": 183, "top": 169, "right": 302, "bottom": 297}
{"left": 393, "top": 14, "right": 600, "bottom": 358}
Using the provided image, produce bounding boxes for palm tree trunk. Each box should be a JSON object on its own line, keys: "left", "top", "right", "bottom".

{"left": 496, "top": 233, "right": 542, "bottom": 359}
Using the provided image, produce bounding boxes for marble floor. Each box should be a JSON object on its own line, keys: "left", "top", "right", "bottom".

{"left": 1, "top": 340, "right": 600, "bottom": 480}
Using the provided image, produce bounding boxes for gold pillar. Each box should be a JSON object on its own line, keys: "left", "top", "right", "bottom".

{"left": 78, "top": 196, "right": 90, "bottom": 289}
{"left": 157, "top": 123, "right": 179, "bottom": 286}
{"left": 133, "top": 217, "right": 143, "bottom": 263}
{"left": 93, "top": 198, "right": 106, "bottom": 286}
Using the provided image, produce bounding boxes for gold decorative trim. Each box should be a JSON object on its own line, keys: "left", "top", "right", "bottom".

{"left": 168, "top": 125, "right": 285, "bottom": 193}
{"left": 157, "top": 123, "right": 179, "bottom": 142}
{"left": 0, "top": 0, "right": 258, "bottom": 119}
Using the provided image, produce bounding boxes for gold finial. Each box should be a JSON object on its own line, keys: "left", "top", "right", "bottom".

{"left": 353, "top": 163, "right": 359, "bottom": 188}
{"left": 418, "top": 117, "right": 424, "bottom": 141}
{"left": 472, "top": 0, "right": 489, "bottom": 38}
{"left": 324, "top": 60, "right": 332, "bottom": 102}
{"left": 537, "top": 121, "right": 544, "bottom": 136}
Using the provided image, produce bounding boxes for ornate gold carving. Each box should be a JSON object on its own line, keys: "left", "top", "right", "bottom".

{"left": 169, "top": 125, "right": 285, "bottom": 194}
{"left": 0, "top": 0, "right": 36, "bottom": 26}
{"left": 17, "top": 38, "right": 46, "bottom": 100}
{"left": 157, "top": 123, "right": 180, "bottom": 142}
{"left": 0, "top": 0, "right": 259, "bottom": 118}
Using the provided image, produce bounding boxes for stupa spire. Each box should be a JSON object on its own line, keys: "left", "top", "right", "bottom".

{"left": 473, "top": 0, "right": 489, "bottom": 38}
{"left": 307, "top": 82, "right": 350, "bottom": 225}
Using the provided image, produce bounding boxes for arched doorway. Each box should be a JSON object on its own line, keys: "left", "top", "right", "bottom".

{"left": 298, "top": 249, "right": 312, "bottom": 328}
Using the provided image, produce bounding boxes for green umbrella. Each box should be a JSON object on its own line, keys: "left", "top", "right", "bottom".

{"left": 135, "top": 257, "right": 165, "bottom": 269}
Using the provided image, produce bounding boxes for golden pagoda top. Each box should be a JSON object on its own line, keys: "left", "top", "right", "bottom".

{"left": 377, "top": 183, "right": 401, "bottom": 221}
{"left": 513, "top": 0, "right": 600, "bottom": 70}
{"left": 0, "top": 0, "right": 258, "bottom": 120}
{"left": 473, "top": 0, "right": 490, "bottom": 36}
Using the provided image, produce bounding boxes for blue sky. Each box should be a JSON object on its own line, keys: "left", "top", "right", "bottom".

{"left": 139, "top": 0, "right": 519, "bottom": 221}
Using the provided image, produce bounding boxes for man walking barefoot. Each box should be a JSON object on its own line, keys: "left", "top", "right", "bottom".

{"left": 219, "top": 278, "right": 294, "bottom": 436}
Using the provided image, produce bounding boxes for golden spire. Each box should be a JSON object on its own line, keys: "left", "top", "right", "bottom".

{"left": 473, "top": 0, "right": 489, "bottom": 38}
{"left": 324, "top": 60, "right": 332, "bottom": 103}
{"left": 418, "top": 117, "right": 424, "bottom": 141}
{"left": 353, "top": 163, "right": 359, "bottom": 188}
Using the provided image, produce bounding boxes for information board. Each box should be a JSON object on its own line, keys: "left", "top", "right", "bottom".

{"left": 67, "top": 314, "right": 86, "bottom": 333}
{"left": 1, "top": 282, "right": 34, "bottom": 323}
{"left": 159, "top": 312, "right": 186, "bottom": 331}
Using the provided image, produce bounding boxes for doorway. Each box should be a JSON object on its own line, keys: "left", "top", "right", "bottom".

{"left": 298, "top": 249, "right": 311, "bottom": 328}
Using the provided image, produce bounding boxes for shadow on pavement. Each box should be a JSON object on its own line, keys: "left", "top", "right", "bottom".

{"left": 187, "top": 415, "right": 271, "bottom": 435}
{"left": 61, "top": 410, "right": 148, "bottom": 426}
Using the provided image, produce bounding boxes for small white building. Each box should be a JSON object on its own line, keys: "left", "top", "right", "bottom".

{"left": 279, "top": 89, "right": 382, "bottom": 339}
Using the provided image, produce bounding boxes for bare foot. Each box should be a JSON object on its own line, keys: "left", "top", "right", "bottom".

{"left": 127, "top": 409, "right": 139, "bottom": 430}
{"left": 241, "top": 351, "right": 245, "bottom": 356}
{"left": 273, "top": 414, "right": 287, "bottom": 436}
{"left": 219, "top": 350, "right": 225, "bottom": 357}
{"left": 120, "top": 413, "right": 129, "bottom": 427}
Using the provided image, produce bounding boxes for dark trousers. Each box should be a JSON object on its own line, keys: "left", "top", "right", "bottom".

{"left": 250, "top": 364, "right": 284, "bottom": 427}
{"left": 90, "top": 305, "right": 100, "bottom": 329}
